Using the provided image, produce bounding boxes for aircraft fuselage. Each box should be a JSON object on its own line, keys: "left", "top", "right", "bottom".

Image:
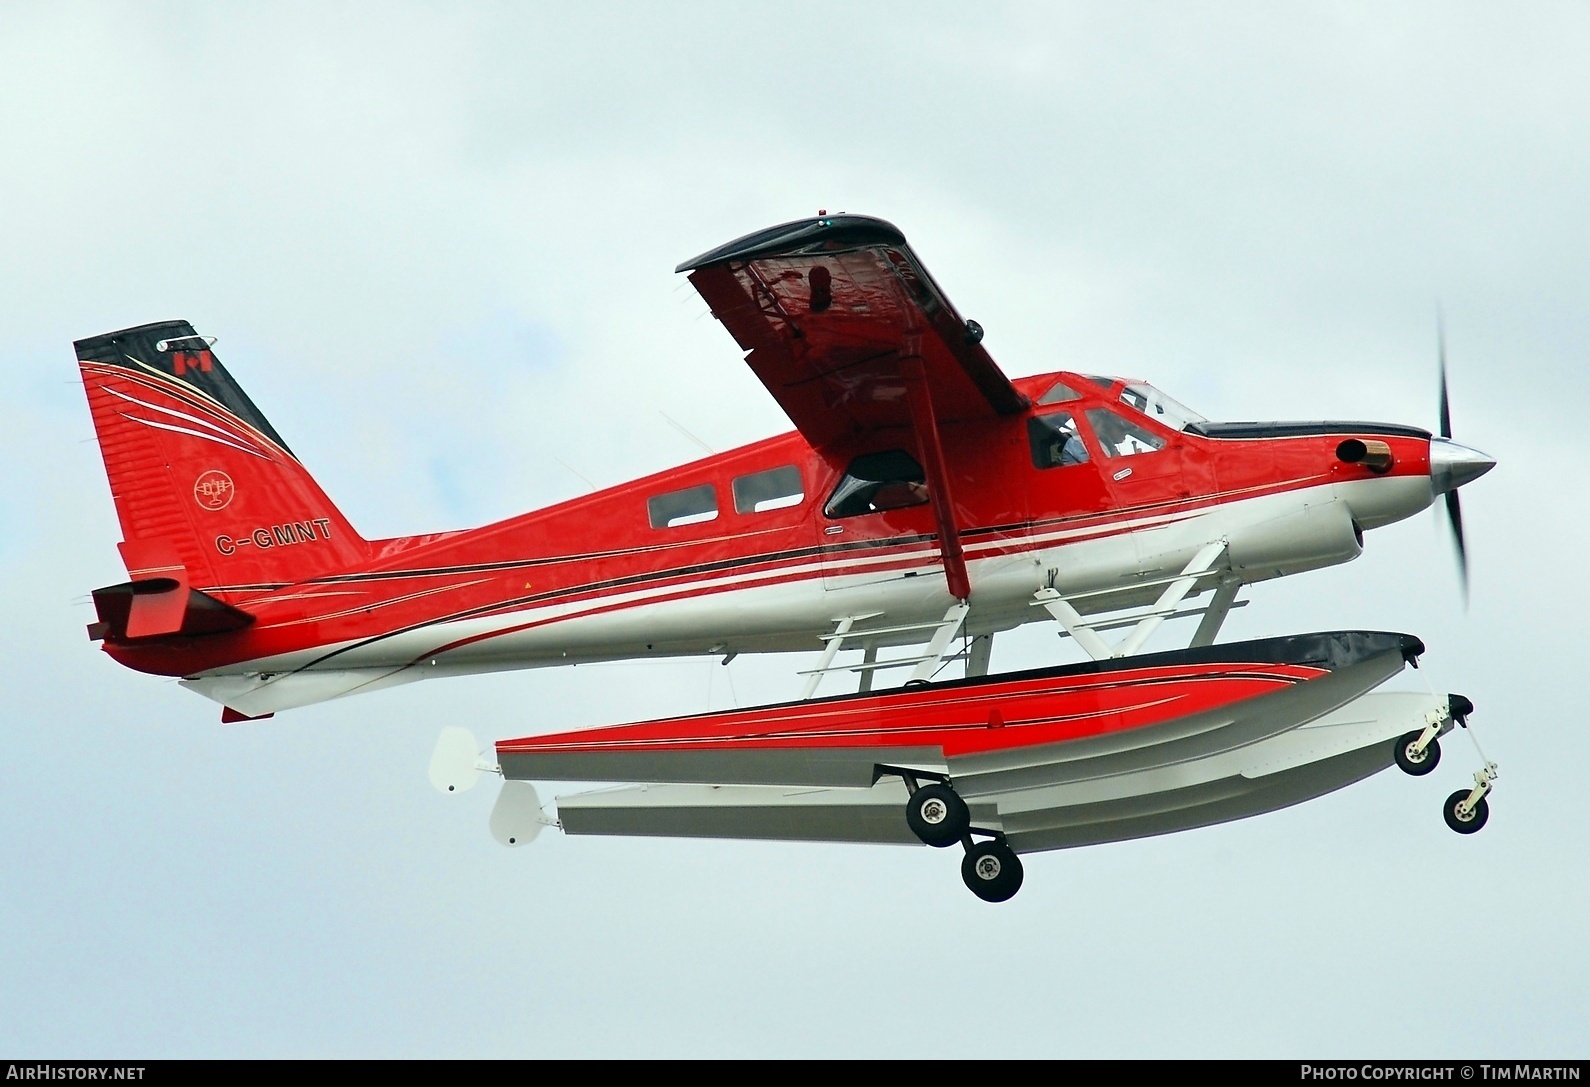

{"left": 98, "top": 369, "right": 1461, "bottom": 716}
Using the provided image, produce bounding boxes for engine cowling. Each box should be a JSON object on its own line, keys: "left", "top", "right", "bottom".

{"left": 1227, "top": 497, "right": 1363, "bottom": 581}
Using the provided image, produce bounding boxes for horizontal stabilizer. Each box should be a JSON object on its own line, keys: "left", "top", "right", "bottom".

{"left": 88, "top": 580, "right": 254, "bottom": 641}
{"left": 88, "top": 537, "right": 252, "bottom": 641}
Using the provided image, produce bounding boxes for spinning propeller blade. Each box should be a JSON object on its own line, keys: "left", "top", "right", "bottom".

{"left": 1438, "top": 310, "right": 1453, "bottom": 440}
{"left": 1431, "top": 309, "right": 1489, "bottom": 607}
{"left": 1446, "top": 489, "right": 1469, "bottom": 606}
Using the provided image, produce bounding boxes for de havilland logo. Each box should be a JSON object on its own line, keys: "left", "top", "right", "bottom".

{"left": 193, "top": 470, "right": 235, "bottom": 510}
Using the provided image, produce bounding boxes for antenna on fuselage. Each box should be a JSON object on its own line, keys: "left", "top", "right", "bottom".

{"left": 554, "top": 456, "right": 598, "bottom": 492}
{"left": 659, "top": 411, "right": 715, "bottom": 456}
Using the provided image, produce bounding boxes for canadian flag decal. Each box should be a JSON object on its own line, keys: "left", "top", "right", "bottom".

{"left": 172, "top": 350, "right": 214, "bottom": 376}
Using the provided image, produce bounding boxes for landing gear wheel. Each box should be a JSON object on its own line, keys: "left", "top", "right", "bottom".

{"left": 1443, "top": 789, "right": 1490, "bottom": 834}
{"left": 1393, "top": 730, "right": 1441, "bottom": 776}
{"left": 961, "top": 840, "right": 1024, "bottom": 902}
{"left": 905, "top": 783, "right": 970, "bottom": 848}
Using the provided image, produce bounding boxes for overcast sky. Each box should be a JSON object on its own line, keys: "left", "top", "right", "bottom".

{"left": 2, "top": 2, "right": 1586, "bottom": 1057}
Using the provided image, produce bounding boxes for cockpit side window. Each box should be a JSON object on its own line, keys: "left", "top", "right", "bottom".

{"left": 1037, "top": 380, "right": 1081, "bottom": 405}
{"left": 1085, "top": 408, "right": 1167, "bottom": 457}
{"left": 1119, "top": 383, "right": 1206, "bottom": 432}
{"left": 1028, "top": 411, "right": 1091, "bottom": 469}
{"left": 823, "top": 450, "right": 929, "bottom": 518}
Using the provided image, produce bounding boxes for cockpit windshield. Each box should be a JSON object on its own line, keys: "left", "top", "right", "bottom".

{"left": 1118, "top": 383, "right": 1206, "bottom": 432}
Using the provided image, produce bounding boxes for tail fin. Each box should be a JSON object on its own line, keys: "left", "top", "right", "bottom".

{"left": 76, "top": 320, "right": 370, "bottom": 593}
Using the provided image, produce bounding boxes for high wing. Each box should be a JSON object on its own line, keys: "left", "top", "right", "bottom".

{"left": 677, "top": 214, "right": 1030, "bottom": 452}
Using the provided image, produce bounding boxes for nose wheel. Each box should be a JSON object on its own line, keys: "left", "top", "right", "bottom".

{"left": 1443, "top": 785, "right": 1490, "bottom": 834}
{"left": 1442, "top": 759, "right": 1497, "bottom": 834}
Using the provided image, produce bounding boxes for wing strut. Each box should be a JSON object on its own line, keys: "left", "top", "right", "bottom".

{"left": 903, "top": 355, "right": 971, "bottom": 601}
{"left": 1033, "top": 541, "right": 1230, "bottom": 661}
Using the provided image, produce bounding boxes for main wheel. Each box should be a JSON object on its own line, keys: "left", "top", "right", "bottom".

{"left": 905, "top": 783, "right": 969, "bottom": 848}
{"left": 1443, "top": 789, "right": 1490, "bottom": 834}
{"left": 1393, "top": 730, "right": 1441, "bottom": 776}
{"left": 961, "top": 840, "right": 1024, "bottom": 902}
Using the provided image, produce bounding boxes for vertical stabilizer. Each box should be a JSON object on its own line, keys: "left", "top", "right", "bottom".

{"left": 76, "top": 320, "right": 369, "bottom": 593}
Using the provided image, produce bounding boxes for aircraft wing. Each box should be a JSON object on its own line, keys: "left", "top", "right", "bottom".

{"left": 677, "top": 214, "right": 1030, "bottom": 451}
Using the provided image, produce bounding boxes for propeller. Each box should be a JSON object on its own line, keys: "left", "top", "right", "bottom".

{"left": 1437, "top": 315, "right": 1467, "bottom": 600}
{"left": 1430, "top": 311, "right": 1495, "bottom": 606}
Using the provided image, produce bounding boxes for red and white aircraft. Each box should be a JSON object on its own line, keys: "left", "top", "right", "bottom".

{"left": 78, "top": 214, "right": 1498, "bottom": 900}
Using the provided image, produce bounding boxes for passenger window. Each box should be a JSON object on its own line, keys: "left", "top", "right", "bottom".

{"left": 648, "top": 483, "right": 719, "bottom": 528}
{"left": 1038, "top": 380, "right": 1081, "bottom": 405}
{"left": 1085, "top": 408, "right": 1167, "bottom": 457}
{"left": 733, "top": 465, "right": 804, "bottom": 514}
{"left": 1028, "top": 412, "right": 1090, "bottom": 468}
{"left": 824, "top": 450, "right": 929, "bottom": 518}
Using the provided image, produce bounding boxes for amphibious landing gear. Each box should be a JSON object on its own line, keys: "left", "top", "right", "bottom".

{"left": 1441, "top": 696, "right": 1498, "bottom": 835}
{"left": 894, "top": 770, "right": 1024, "bottom": 902}
{"left": 1396, "top": 695, "right": 1499, "bottom": 835}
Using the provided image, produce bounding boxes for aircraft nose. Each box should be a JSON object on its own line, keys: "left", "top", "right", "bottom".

{"left": 1430, "top": 437, "right": 1496, "bottom": 495}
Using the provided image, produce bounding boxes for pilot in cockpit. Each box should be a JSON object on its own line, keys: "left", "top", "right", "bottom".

{"left": 1031, "top": 412, "right": 1091, "bottom": 468}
